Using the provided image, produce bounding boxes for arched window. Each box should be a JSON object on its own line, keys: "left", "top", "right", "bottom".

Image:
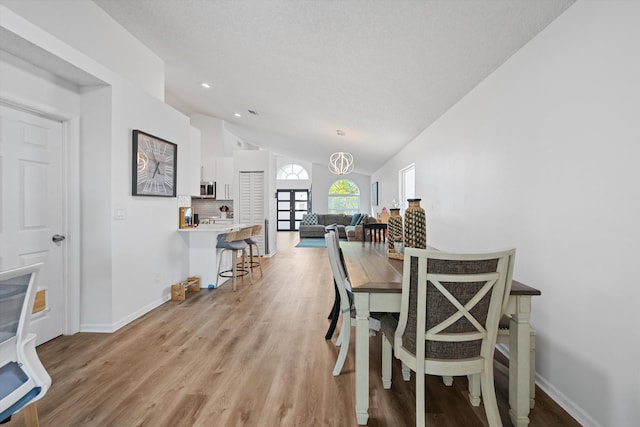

{"left": 277, "top": 163, "right": 309, "bottom": 180}
{"left": 328, "top": 179, "right": 360, "bottom": 215}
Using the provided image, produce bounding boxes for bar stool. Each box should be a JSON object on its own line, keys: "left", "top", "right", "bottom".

{"left": 242, "top": 224, "right": 263, "bottom": 278}
{"left": 216, "top": 228, "right": 253, "bottom": 291}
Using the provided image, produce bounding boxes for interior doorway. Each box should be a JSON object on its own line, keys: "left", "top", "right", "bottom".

{"left": 277, "top": 189, "right": 309, "bottom": 231}
{"left": 399, "top": 163, "right": 416, "bottom": 211}
{"left": 0, "top": 104, "right": 66, "bottom": 345}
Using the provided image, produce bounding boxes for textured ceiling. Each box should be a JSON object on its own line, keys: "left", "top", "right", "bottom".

{"left": 93, "top": 0, "right": 575, "bottom": 174}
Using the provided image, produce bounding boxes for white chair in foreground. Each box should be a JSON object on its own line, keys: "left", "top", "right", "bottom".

{"left": 325, "top": 230, "right": 380, "bottom": 376}
{"left": 325, "top": 231, "right": 356, "bottom": 376}
{"left": 1, "top": 263, "right": 51, "bottom": 425}
{"left": 380, "top": 248, "right": 515, "bottom": 427}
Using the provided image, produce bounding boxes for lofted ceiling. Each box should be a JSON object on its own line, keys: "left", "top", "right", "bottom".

{"left": 93, "top": 0, "right": 575, "bottom": 174}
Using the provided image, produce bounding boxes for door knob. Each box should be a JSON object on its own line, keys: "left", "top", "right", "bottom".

{"left": 52, "top": 234, "right": 66, "bottom": 243}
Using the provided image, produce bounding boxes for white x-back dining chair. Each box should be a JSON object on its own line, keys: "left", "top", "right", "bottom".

{"left": 380, "top": 247, "right": 515, "bottom": 427}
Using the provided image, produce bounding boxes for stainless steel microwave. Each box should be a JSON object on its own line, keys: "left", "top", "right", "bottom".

{"left": 200, "top": 181, "right": 215, "bottom": 197}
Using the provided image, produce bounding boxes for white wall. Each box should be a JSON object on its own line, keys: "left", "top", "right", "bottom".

{"left": 372, "top": 2, "right": 640, "bottom": 426}
{"left": 2, "top": 0, "right": 165, "bottom": 100}
{"left": 79, "top": 86, "right": 113, "bottom": 327}
{"left": 1, "top": 3, "right": 195, "bottom": 332}
{"left": 109, "top": 82, "right": 192, "bottom": 328}
{"left": 191, "top": 114, "right": 225, "bottom": 159}
{"left": 0, "top": 51, "right": 82, "bottom": 116}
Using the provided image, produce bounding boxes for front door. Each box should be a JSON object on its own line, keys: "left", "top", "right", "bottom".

{"left": 277, "top": 190, "right": 309, "bottom": 231}
{"left": 0, "top": 104, "right": 65, "bottom": 345}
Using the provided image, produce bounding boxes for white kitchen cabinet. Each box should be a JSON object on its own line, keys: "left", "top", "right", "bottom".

{"left": 189, "top": 127, "right": 201, "bottom": 195}
{"left": 199, "top": 157, "right": 232, "bottom": 199}
{"left": 215, "top": 157, "right": 234, "bottom": 199}
{"left": 201, "top": 157, "right": 216, "bottom": 182}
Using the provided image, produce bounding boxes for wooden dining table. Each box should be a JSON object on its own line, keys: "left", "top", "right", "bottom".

{"left": 341, "top": 241, "right": 541, "bottom": 427}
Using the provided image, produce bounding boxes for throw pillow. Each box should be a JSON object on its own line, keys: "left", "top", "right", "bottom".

{"left": 350, "top": 213, "right": 362, "bottom": 226}
{"left": 357, "top": 214, "right": 367, "bottom": 225}
{"left": 301, "top": 213, "right": 318, "bottom": 225}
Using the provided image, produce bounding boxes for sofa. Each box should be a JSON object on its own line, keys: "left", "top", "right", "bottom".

{"left": 299, "top": 213, "right": 378, "bottom": 241}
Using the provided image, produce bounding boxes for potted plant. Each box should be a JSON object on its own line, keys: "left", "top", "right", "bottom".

{"left": 219, "top": 204, "right": 230, "bottom": 218}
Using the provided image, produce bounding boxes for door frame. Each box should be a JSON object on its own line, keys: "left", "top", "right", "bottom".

{"left": 277, "top": 189, "right": 309, "bottom": 231}
{"left": 1, "top": 94, "right": 81, "bottom": 337}
{"left": 399, "top": 163, "right": 416, "bottom": 211}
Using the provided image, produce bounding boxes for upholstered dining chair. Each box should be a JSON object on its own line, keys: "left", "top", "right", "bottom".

{"left": 216, "top": 227, "right": 254, "bottom": 291}
{"left": 380, "top": 247, "right": 515, "bottom": 427}
{"left": 1, "top": 263, "right": 51, "bottom": 425}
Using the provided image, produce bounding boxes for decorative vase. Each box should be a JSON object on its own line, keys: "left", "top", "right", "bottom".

{"left": 387, "top": 208, "right": 403, "bottom": 253}
{"left": 404, "top": 198, "right": 426, "bottom": 249}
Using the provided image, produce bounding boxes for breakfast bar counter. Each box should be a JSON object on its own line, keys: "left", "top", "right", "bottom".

{"left": 179, "top": 224, "right": 247, "bottom": 288}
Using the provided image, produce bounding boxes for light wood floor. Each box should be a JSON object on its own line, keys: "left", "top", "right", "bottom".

{"left": 7, "top": 232, "right": 580, "bottom": 427}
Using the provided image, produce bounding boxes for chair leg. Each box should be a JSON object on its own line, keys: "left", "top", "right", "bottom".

{"left": 335, "top": 320, "right": 345, "bottom": 347}
{"left": 442, "top": 375, "right": 453, "bottom": 386}
{"left": 468, "top": 373, "right": 481, "bottom": 406}
{"left": 480, "top": 364, "right": 501, "bottom": 427}
{"left": 332, "top": 314, "right": 351, "bottom": 376}
{"left": 325, "top": 285, "right": 340, "bottom": 339}
{"left": 402, "top": 362, "right": 411, "bottom": 381}
{"left": 252, "top": 242, "right": 263, "bottom": 277}
{"left": 23, "top": 402, "right": 39, "bottom": 427}
{"left": 244, "top": 249, "right": 253, "bottom": 284}
{"left": 231, "top": 250, "right": 237, "bottom": 291}
{"left": 382, "top": 334, "right": 392, "bottom": 389}
{"left": 216, "top": 248, "right": 225, "bottom": 288}
{"left": 416, "top": 370, "right": 426, "bottom": 427}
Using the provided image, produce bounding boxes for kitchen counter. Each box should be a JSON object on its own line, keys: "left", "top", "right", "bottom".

{"left": 179, "top": 223, "right": 248, "bottom": 288}
{"left": 179, "top": 223, "right": 241, "bottom": 231}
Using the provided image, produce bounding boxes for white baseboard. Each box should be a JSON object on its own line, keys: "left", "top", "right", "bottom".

{"left": 80, "top": 294, "right": 170, "bottom": 333}
{"left": 79, "top": 323, "right": 114, "bottom": 333}
{"left": 495, "top": 344, "right": 600, "bottom": 427}
{"left": 535, "top": 374, "right": 601, "bottom": 427}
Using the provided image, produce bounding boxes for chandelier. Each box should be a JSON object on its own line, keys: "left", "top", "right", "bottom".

{"left": 328, "top": 152, "right": 354, "bottom": 175}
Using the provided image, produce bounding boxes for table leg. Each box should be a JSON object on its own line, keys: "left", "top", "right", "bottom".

{"left": 354, "top": 293, "right": 371, "bottom": 425}
{"left": 23, "top": 402, "right": 40, "bottom": 427}
{"left": 509, "top": 295, "right": 532, "bottom": 427}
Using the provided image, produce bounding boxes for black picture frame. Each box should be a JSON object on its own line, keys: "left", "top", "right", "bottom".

{"left": 372, "top": 181, "right": 379, "bottom": 206}
{"left": 132, "top": 130, "right": 177, "bottom": 197}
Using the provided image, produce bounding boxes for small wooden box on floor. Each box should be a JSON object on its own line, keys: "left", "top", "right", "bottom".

{"left": 171, "top": 276, "right": 200, "bottom": 301}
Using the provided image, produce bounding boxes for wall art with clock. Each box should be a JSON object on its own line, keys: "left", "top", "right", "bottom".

{"left": 132, "top": 129, "right": 177, "bottom": 197}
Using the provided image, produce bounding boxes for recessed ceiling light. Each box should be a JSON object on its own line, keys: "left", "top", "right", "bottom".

{"left": 234, "top": 113, "right": 242, "bottom": 117}
{"left": 336, "top": 129, "right": 346, "bottom": 136}
{"left": 201, "top": 82, "right": 211, "bottom": 89}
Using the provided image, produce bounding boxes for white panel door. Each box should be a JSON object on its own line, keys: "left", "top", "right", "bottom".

{"left": 238, "top": 172, "right": 265, "bottom": 253}
{"left": 0, "top": 104, "right": 65, "bottom": 345}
